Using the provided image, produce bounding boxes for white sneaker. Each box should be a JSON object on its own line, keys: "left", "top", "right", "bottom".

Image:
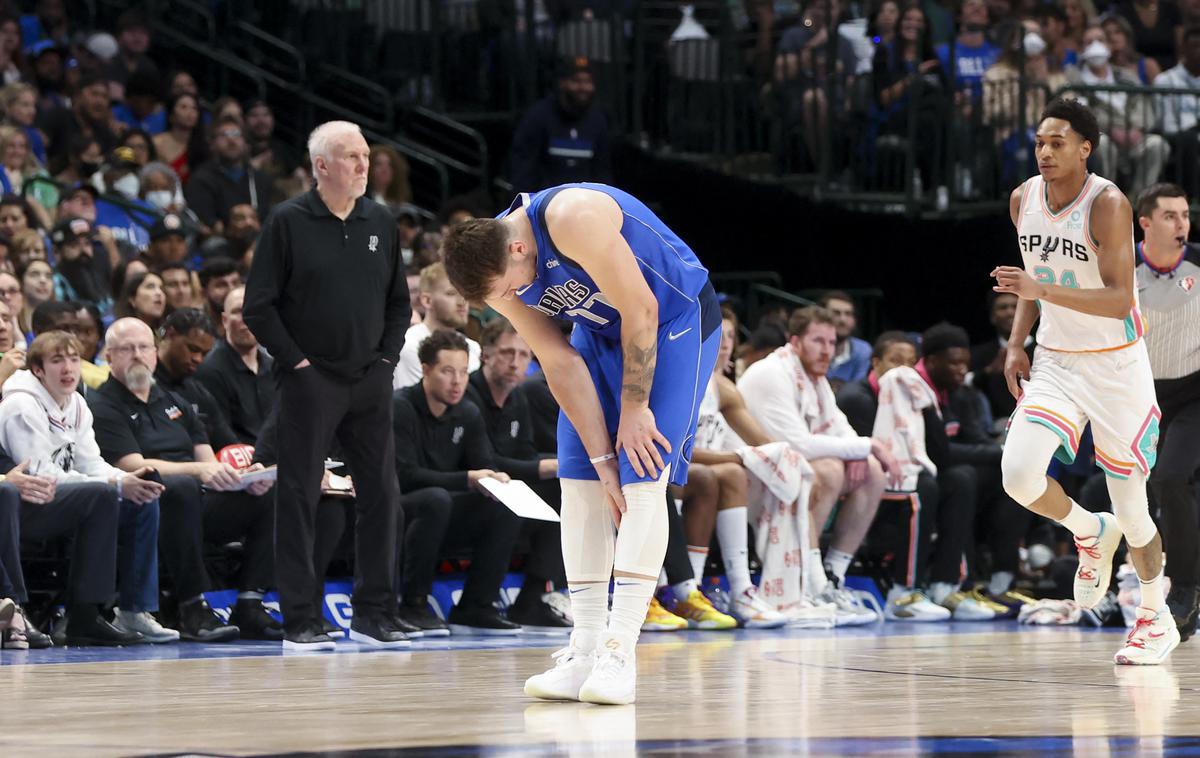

{"left": 940, "top": 591, "right": 996, "bottom": 621}
{"left": 783, "top": 595, "right": 838, "bottom": 629}
{"left": 1114, "top": 607, "right": 1180, "bottom": 665}
{"left": 578, "top": 637, "right": 637, "bottom": 705}
{"left": 818, "top": 584, "right": 878, "bottom": 626}
{"left": 730, "top": 587, "right": 789, "bottom": 629}
{"left": 885, "top": 590, "right": 952, "bottom": 622}
{"left": 113, "top": 610, "right": 180, "bottom": 643}
{"left": 1075, "top": 512, "right": 1123, "bottom": 610}
{"left": 524, "top": 644, "right": 596, "bottom": 701}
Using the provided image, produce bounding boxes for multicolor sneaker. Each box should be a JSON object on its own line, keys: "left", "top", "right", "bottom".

{"left": 1114, "top": 606, "right": 1180, "bottom": 665}
{"left": 885, "top": 590, "right": 952, "bottom": 622}
{"left": 642, "top": 596, "right": 688, "bottom": 632}
{"left": 940, "top": 590, "right": 996, "bottom": 621}
{"left": 993, "top": 589, "right": 1039, "bottom": 615}
{"left": 1075, "top": 512, "right": 1123, "bottom": 610}
{"left": 730, "top": 587, "right": 789, "bottom": 629}
{"left": 969, "top": 589, "right": 1018, "bottom": 619}
{"left": 673, "top": 589, "right": 738, "bottom": 630}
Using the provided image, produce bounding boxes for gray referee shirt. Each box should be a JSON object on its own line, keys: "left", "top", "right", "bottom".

{"left": 1136, "top": 243, "right": 1200, "bottom": 408}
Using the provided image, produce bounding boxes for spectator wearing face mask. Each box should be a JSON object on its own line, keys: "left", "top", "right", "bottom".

{"left": 94, "top": 147, "right": 156, "bottom": 251}
{"left": 1064, "top": 25, "right": 1168, "bottom": 198}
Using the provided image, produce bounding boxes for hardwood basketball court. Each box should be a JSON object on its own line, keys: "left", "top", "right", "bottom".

{"left": 3, "top": 622, "right": 1198, "bottom": 756}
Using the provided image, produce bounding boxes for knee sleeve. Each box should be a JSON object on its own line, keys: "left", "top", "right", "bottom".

{"left": 613, "top": 467, "right": 671, "bottom": 578}
{"left": 1107, "top": 471, "right": 1158, "bottom": 548}
{"left": 1000, "top": 419, "right": 1063, "bottom": 507}
{"left": 560, "top": 478, "right": 615, "bottom": 583}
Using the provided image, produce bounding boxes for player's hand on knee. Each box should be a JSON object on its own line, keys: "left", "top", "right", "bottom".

{"left": 595, "top": 459, "right": 627, "bottom": 527}
{"left": 617, "top": 405, "right": 671, "bottom": 479}
{"left": 1003, "top": 346, "right": 1030, "bottom": 401}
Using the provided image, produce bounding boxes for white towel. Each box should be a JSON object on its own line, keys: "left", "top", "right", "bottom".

{"left": 872, "top": 366, "right": 938, "bottom": 492}
{"left": 739, "top": 442, "right": 815, "bottom": 612}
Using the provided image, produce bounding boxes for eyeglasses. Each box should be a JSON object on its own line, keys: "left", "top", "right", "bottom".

{"left": 111, "top": 343, "right": 156, "bottom": 356}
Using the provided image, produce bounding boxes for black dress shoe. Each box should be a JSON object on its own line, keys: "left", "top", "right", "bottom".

{"left": 229, "top": 598, "right": 284, "bottom": 641}
{"left": 1167, "top": 583, "right": 1199, "bottom": 642}
{"left": 283, "top": 620, "right": 336, "bottom": 651}
{"left": 508, "top": 596, "right": 573, "bottom": 634}
{"left": 399, "top": 599, "right": 449, "bottom": 638}
{"left": 65, "top": 610, "right": 144, "bottom": 647}
{"left": 349, "top": 611, "right": 411, "bottom": 648}
{"left": 179, "top": 598, "right": 239, "bottom": 643}
{"left": 447, "top": 604, "right": 522, "bottom": 636}
{"left": 319, "top": 617, "right": 345, "bottom": 640}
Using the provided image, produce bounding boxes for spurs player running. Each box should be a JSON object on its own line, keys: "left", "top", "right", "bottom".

{"left": 993, "top": 98, "right": 1178, "bottom": 664}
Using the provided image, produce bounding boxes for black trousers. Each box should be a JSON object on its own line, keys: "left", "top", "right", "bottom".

{"left": 158, "top": 475, "right": 275, "bottom": 600}
{"left": 18, "top": 482, "right": 119, "bottom": 605}
{"left": 1152, "top": 397, "right": 1200, "bottom": 587}
{"left": 520, "top": 479, "right": 565, "bottom": 591}
{"left": 974, "top": 463, "right": 1031, "bottom": 575}
{"left": 275, "top": 362, "right": 400, "bottom": 630}
{"left": 400, "top": 488, "right": 521, "bottom": 610}
{"left": 0, "top": 485, "right": 21, "bottom": 601}
{"left": 663, "top": 490, "right": 693, "bottom": 586}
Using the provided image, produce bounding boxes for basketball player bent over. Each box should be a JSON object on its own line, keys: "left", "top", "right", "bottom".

{"left": 443, "top": 184, "right": 720, "bottom": 703}
{"left": 993, "top": 98, "right": 1179, "bottom": 664}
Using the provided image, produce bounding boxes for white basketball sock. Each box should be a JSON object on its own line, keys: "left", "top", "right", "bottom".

{"left": 1058, "top": 499, "right": 1102, "bottom": 540}
{"left": 807, "top": 548, "right": 829, "bottom": 595}
{"left": 717, "top": 507, "right": 752, "bottom": 596}
{"left": 824, "top": 548, "right": 854, "bottom": 584}
{"left": 687, "top": 545, "right": 709, "bottom": 584}
{"left": 566, "top": 582, "right": 607, "bottom": 652}
{"left": 1139, "top": 571, "right": 1166, "bottom": 613}
{"left": 608, "top": 576, "right": 656, "bottom": 649}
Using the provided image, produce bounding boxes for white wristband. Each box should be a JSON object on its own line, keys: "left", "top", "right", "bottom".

{"left": 589, "top": 453, "right": 617, "bottom": 464}
{"left": 115, "top": 473, "right": 124, "bottom": 499}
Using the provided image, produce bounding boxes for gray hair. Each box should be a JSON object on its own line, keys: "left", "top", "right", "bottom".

{"left": 307, "top": 121, "right": 363, "bottom": 176}
{"left": 139, "top": 161, "right": 180, "bottom": 189}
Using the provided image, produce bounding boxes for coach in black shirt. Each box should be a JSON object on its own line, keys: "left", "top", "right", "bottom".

{"left": 394, "top": 329, "right": 523, "bottom": 635}
{"left": 244, "top": 121, "right": 411, "bottom": 651}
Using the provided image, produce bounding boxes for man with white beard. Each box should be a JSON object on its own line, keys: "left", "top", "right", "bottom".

{"left": 89, "top": 317, "right": 280, "bottom": 643}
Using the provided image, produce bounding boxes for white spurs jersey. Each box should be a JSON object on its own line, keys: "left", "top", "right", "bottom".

{"left": 1015, "top": 173, "right": 1145, "bottom": 352}
{"left": 694, "top": 376, "right": 745, "bottom": 452}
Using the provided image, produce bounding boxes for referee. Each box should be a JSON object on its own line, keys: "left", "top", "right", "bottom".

{"left": 1135, "top": 183, "right": 1200, "bottom": 642}
{"left": 244, "top": 121, "right": 412, "bottom": 651}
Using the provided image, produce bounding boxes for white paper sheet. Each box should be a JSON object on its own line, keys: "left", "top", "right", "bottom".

{"left": 478, "top": 477, "right": 560, "bottom": 522}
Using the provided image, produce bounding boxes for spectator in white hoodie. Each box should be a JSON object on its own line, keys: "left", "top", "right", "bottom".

{"left": 0, "top": 330, "right": 173, "bottom": 644}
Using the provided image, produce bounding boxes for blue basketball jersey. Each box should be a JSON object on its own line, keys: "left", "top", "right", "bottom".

{"left": 498, "top": 183, "right": 713, "bottom": 341}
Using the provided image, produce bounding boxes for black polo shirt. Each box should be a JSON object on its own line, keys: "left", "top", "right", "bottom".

{"left": 243, "top": 188, "right": 411, "bottom": 380}
{"left": 393, "top": 382, "right": 494, "bottom": 493}
{"left": 522, "top": 370, "right": 559, "bottom": 456}
{"left": 153, "top": 364, "right": 238, "bottom": 452}
{"left": 463, "top": 369, "right": 541, "bottom": 483}
{"left": 195, "top": 340, "right": 276, "bottom": 445}
{"left": 89, "top": 377, "right": 208, "bottom": 464}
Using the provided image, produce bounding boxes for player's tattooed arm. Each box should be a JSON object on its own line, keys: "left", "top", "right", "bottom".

{"left": 621, "top": 337, "right": 657, "bottom": 405}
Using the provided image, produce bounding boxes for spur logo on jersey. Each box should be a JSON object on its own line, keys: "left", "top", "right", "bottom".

{"left": 1018, "top": 234, "right": 1090, "bottom": 262}
{"left": 532, "top": 279, "right": 614, "bottom": 326}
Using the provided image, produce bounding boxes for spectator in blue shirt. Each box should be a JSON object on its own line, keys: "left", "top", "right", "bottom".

{"left": 935, "top": 0, "right": 1000, "bottom": 105}
{"left": 112, "top": 70, "right": 167, "bottom": 136}
{"left": 821, "top": 290, "right": 872, "bottom": 388}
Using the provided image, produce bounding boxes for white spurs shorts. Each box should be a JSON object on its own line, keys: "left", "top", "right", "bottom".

{"left": 1013, "top": 340, "right": 1161, "bottom": 479}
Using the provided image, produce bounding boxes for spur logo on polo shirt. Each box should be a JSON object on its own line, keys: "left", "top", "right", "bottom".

{"left": 368, "top": 235, "right": 379, "bottom": 253}
{"left": 452, "top": 426, "right": 464, "bottom": 444}
{"left": 165, "top": 405, "right": 184, "bottom": 421}
{"left": 510, "top": 420, "right": 520, "bottom": 438}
